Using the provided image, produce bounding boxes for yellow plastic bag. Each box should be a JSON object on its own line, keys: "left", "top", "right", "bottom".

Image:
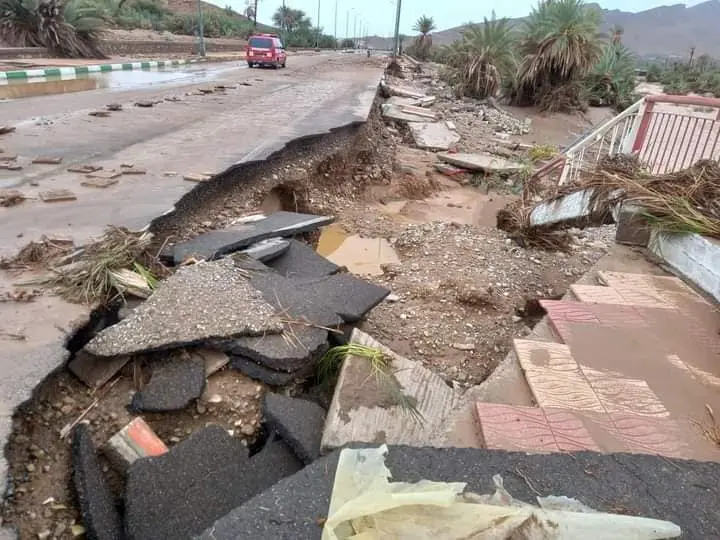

{"left": 322, "top": 445, "right": 682, "bottom": 540}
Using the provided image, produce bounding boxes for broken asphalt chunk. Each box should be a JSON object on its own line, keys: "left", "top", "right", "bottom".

{"left": 130, "top": 351, "right": 205, "bottom": 412}
{"left": 241, "top": 237, "right": 290, "bottom": 262}
{"left": 84, "top": 258, "right": 283, "bottom": 357}
{"left": 293, "top": 274, "right": 390, "bottom": 323}
{"left": 226, "top": 325, "right": 328, "bottom": 372}
{"left": 125, "top": 425, "right": 301, "bottom": 540}
{"left": 71, "top": 424, "right": 124, "bottom": 540}
{"left": 103, "top": 417, "right": 168, "bottom": 474}
{"left": 264, "top": 393, "right": 325, "bottom": 464}
{"left": 230, "top": 354, "right": 306, "bottom": 386}
{"left": 266, "top": 239, "right": 340, "bottom": 278}
{"left": 172, "top": 211, "right": 334, "bottom": 265}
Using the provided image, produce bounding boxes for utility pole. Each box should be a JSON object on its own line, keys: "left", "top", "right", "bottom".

{"left": 353, "top": 14, "right": 357, "bottom": 48}
{"left": 392, "top": 0, "right": 401, "bottom": 56}
{"left": 333, "top": 0, "right": 338, "bottom": 48}
{"left": 345, "top": 10, "right": 349, "bottom": 41}
{"left": 315, "top": 0, "right": 321, "bottom": 47}
{"left": 196, "top": 0, "right": 206, "bottom": 56}
{"left": 253, "top": 0, "right": 258, "bottom": 27}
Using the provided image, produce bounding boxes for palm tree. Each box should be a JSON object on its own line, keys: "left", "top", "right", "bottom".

{"left": 411, "top": 14, "right": 436, "bottom": 60}
{"left": 609, "top": 24, "right": 624, "bottom": 45}
{"left": 513, "top": 0, "right": 603, "bottom": 109}
{"left": 443, "top": 13, "right": 516, "bottom": 98}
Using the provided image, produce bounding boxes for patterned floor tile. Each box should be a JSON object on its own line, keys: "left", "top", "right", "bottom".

{"left": 582, "top": 367, "right": 669, "bottom": 418}
{"left": 570, "top": 284, "right": 628, "bottom": 305}
{"left": 607, "top": 412, "right": 689, "bottom": 458}
{"left": 539, "top": 300, "right": 600, "bottom": 323}
{"left": 597, "top": 271, "right": 710, "bottom": 307}
{"left": 475, "top": 403, "right": 559, "bottom": 452}
{"left": 582, "top": 303, "right": 649, "bottom": 329}
{"left": 475, "top": 403, "right": 599, "bottom": 452}
{"left": 513, "top": 340, "right": 605, "bottom": 413}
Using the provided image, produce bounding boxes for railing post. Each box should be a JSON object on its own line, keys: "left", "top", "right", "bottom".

{"left": 628, "top": 99, "right": 654, "bottom": 154}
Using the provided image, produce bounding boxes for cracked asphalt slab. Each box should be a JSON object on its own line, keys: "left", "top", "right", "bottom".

{"left": 200, "top": 445, "right": 720, "bottom": 539}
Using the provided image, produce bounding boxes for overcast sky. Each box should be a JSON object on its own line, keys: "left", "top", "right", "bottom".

{"left": 219, "top": 0, "right": 708, "bottom": 38}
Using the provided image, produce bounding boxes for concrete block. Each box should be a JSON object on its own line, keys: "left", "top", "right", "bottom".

{"left": 68, "top": 351, "right": 129, "bottom": 389}
{"left": 409, "top": 122, "right": 461, "bottom": 151}
{"left": 103, "top": 417, "right": 168, "bottom": 473}
{"left": 615, "top": 204, "right": 651, "bottom": 246}
{"left": 649, "top": 231, "right": 720, "bottom": 302}
{"left": 437, "top": 152, "right": 523, "bottom": 175}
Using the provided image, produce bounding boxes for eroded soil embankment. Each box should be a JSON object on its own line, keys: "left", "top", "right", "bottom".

{"left": 1, "top": 94, "right": 396, "bottom": 540}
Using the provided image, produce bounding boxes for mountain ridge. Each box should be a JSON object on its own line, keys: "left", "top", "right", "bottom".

{"left": 369, "top": 0, "right": 720, "bottom": 59}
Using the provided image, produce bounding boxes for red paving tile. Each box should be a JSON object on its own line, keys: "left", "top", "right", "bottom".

{"left": 475, "top": 403, "right": 599, "bottom": 453}
{"left": 570, "top": 284, "right": 628, "bottom": 305}
{"left": 539, "top": 300, "right": 600, "bottom": 323}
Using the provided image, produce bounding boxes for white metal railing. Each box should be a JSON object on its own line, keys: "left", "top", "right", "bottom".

{"left": 541, "top": 94, "right": 720, "bottom": 186}
{"left": 558, "top": 98, "right": 644, "bottom": 185}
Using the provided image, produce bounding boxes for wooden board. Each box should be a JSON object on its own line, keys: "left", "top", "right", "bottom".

{"left": 321, "top": 329, "right": 467, "bottom": 451}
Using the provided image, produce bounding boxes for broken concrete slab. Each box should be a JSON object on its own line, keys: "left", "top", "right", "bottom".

{"left": 103, "top": 418, "right": 168, "bottom": 474}
{"left": 226, "top": 326, "right": 328, "bottom": 373}
{"left": 381, "top": 103, "right": 436, "bottom": 123}
{"left": 434, "top": 162, "right": 466, "bottom": 177}
{"left": 266, "top": 239, "right": 339, "bottom": 279}
{"left": 71, "top": 424, "right": 124, "bottom": 540}
{"left": 264, "top": 393, "right": 325, "bottom": 464}
{"left": 437, "top": 152, "right": 524, "bottom": 175}
{"left": 172, "top": 212, "right": 334, "bottom": 265}
{"left": 125, "top": 425, "right": 301, "bottom": 540}
{"left": 86, "top": 170, "right": 121, "bottom": 180}
{"left": 131, "top": 351, "right": 205, "bottom": 412}
{"left": 292, "top": 274, "right": 390, "bottom": 323}
{"left": 381, "top": 83, "right": 426, "bottom": 99}
{"left": 32, "top": 156, "right": 63, "bottom": 164}
{"left": 409, "top": 122, "right": 461, "bottom": 151}
{"left": 385, "top": 96, "right": 424, "bottom": 108}
{"left": 615, "top": 203, "right": 651, "bottom": 246}
{"left": 241, "top": 237, "right": 290, "bottom": 262}
{"left": 183, "top": 173, "right": 212, "bottom": 183}
{"left": 85, "top": 258, "right": 283, "bottom": 357}
{"left": 81, "top": 178, "right": 118, "bottom": 189}
{"left": 321, "top": 329, "right": 463, "bottom": 452}
{"left": 68, "top": 350, "right": 130, "bottom": 389}
{"left": 39, "top": 189, "right": 77, "bottom": 202}
{"left": 230, "top": 355, "right": 304, "bottom": 386}
{"left": 198, "top": 446, "right": 720, "bottom": 540}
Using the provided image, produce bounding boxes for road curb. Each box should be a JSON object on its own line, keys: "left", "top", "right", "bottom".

{"left": 0, "top": 58, "right": 204, "bottom": 82}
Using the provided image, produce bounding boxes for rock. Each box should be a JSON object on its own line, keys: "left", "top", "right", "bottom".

{"left": 71, "top": 424, "right": 124, "bottom": 540}
{"left": 103, "top": 418, "right": 168, "bottom": 474}
{"left": 134, "top": 100, "right": 154, "bottom": 108}
{"left": 226, "top": 326, "right": 328, "bottom": 373}
{"left": 437, "top": 152, "right": 523, "bottom": 175}
{"left": 409, "top": 122, "right": 461, "bottom": 151}
{"left": 89, "top": 111, "right": 111, "bottom": 118}
{"left": 241, "top": 237, "right": 290, "bottom": 262}
{"left": 172, "top": 211, "right": 334, "bottom": 265}
{"left": 106, "top": 103, "right": 122, "bottom": 111}
{"left": 124, "top": 425, "right": 300, "bottom": 540}
{"left": 32, "top": 156, "right": 63, "bottom": 165}
{"left": 130, "top": 352, "right": 206, "bottom": 412}
{"left": 266, "top": 239, "right": 339, "bottom": 279}
{"left": 84, "top": 258, "right": 283, "bottom": 357}
{"left": 264, "top": 394, "right": 325, "bottom": 464}
{"left": 230, "top": 355, "right": 305, "bottom": 386}
{"left": 434, "top": 162, "right": 466, "bottom": 177}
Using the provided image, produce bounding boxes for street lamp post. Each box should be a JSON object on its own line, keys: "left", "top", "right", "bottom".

{"left": 353, "top": 13, "right": 357, "bottom": 48}
{"left": 315, "top": 0, "right": 321, "bottom": 47}
{"left": 333, "top": 0, "right": 338, "bottom": 49}
{"left": 392, "top": 0, "right": 402, "bottom": 56}
{"left": 196, "top": 0, "right": 206, "bottom": 56}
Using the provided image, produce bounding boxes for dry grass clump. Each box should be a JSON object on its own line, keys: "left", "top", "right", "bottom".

{"left": 0, "top": 236, "right": 74, "bottom": 271}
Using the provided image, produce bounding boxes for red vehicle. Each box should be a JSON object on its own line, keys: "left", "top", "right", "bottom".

{"left": 246, "top": 33, "right": 287, "bottom": 69}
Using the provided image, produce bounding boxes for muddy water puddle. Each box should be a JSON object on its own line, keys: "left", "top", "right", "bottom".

{"left": 317, "top": 223, "right": 400, "bottom": 276}
{"left": 0, "top": 66, "right": 226, "bottom": 100}
{"left": 377, "top": 186, "right": 515, "bottom": 227}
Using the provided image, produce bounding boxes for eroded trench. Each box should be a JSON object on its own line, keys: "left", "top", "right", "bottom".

{"left": 0, "top": 88, "right": 601, "bottom": 539}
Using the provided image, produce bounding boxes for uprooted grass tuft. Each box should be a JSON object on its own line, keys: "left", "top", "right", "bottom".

{"left": 42, "top": 226, "right": 167, "bottom": 304}
{"left": 319, "top": 344, "right": 424, "bottom": 423}
{"left": 695, "top": 404, "right": 720, "bottom": 447}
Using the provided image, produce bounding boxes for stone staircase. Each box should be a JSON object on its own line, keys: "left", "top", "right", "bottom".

{"left": 474, "top": 270, "right": 720, "bottom": 460}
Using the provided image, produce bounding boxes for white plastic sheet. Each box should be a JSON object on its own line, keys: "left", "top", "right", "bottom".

{"left": 322, "top": 445, "right": 682, "bottom": 540}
